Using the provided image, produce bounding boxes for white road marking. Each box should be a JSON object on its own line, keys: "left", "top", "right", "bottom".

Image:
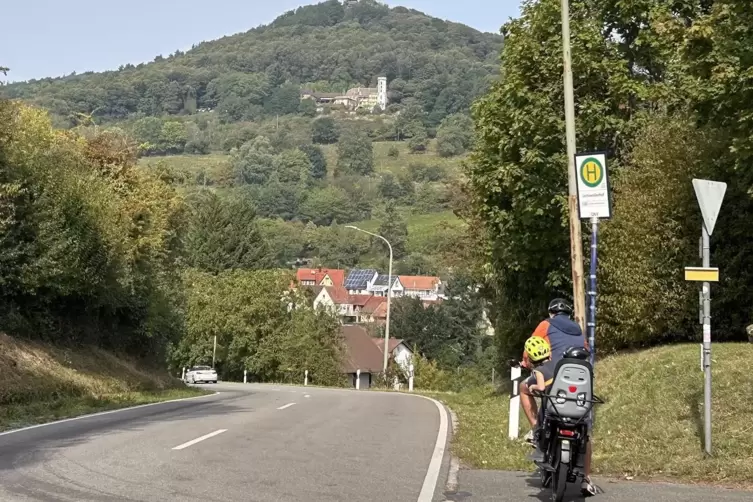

{"left": 277, "top": 402, "right": 296, "bottom": 410}
{"left": 0, "top": 392, "right": 220, "bottom": 437}
{"left": 304, "top": 394, "right": 310, "bottom": 398}
{"left": 172, "top": 429, "right": 227, "bottom": 450}
{"left": 416, "top": 395, "right": 449, "bottom": 502}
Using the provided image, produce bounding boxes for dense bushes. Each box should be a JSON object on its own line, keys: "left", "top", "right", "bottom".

{"left": 0, "top": 101, "right": 184, "bottom": 357}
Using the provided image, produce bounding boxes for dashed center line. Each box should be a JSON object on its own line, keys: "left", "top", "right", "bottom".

{"left": 172, "top": 429, "right": 227, "bottom": 450}
{"left": 277, "top": 402, "right": 296, "bottom": 410}
{"left": 304, "top": 394, "right": 310, "bottom": 398}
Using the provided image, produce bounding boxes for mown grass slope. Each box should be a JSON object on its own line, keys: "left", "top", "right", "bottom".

{"left": 0, "top": 334, "right": 206, "bottom": 432}
{"left": 426, "top": 343, "right": 753, "bottom": 486}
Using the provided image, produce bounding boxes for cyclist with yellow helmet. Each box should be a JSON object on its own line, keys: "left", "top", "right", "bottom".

{"left": 519, "top": 298, "right": 596, "bottom": 496}
{"left": 521, "top": 335, "right": 557, "bottom": 433}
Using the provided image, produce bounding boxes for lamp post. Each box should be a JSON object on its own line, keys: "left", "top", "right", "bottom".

{"left": 345, "top": 225, "right": 393, "bottom": 374}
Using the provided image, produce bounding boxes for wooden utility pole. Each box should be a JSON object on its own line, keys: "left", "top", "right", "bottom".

{"left": 561, "top": 0, "right": 586, "bottom": 331}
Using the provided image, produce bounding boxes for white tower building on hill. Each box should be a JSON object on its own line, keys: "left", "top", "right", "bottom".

{"left": 377, "top": 76, "right": 388, "bottom": 111}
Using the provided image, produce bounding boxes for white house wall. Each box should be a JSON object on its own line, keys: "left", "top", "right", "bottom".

{"left": 393, "top": 344, "right": 413, "bottom": 371}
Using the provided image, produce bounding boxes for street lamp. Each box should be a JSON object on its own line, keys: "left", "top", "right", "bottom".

{"left": 344, "top": 225, "right": 393, "bottom": 375}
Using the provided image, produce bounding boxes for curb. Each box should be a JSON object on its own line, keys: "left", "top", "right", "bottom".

{"left": 445, "top": 407, "right": 460, "bottom": 494}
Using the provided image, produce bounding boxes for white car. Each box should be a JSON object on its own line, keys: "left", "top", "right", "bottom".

{"left": 185, "top": 365, "right": 218, "bottom": 384}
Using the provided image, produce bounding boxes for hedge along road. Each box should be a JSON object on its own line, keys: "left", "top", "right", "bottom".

{"left": 0, "top": 382, "right": 452, "bottom": 502}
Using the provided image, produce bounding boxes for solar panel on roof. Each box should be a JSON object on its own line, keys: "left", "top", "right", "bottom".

{"left": 345, "top": 269, "right": 377, "bottom": 289}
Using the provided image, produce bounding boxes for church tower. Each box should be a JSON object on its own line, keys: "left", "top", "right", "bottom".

{"left": 377, "top": 76, "right": 388, "bottom": 111}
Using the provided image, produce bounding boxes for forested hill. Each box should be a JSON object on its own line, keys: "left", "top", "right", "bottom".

{"left": 2, "top": 0, "right": 503, "bottom": 127}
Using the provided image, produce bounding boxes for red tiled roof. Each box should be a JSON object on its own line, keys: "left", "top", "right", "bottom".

{"left": 398, "top": 275, "right": 441, "bottom": 291}
{"left": 371, "top": 302, "right": 388, "bottom": 319}
{"left": 349, "top": 294, "right": 373, "bottom": 307}
{"left": 341, "top": 325, "right": 384, "bottom": 373}
{"left": 323, "top": 286, "right": 351, "bottom": 304}
{"left": 361, "top": 295, "right": 387, "bottom": 314}
{"left": 296, "top": 268, "right": 345, "bottom": 287}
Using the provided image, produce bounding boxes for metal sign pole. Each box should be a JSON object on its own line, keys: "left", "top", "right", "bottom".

{"left": 687, "top": 178, "right": 726, "bottom": 456}
{"left": 587, "top": 216, "right": 598, "bottom": 368}
{"left": 701, "top": 223, "right": 712, "bottom": 455}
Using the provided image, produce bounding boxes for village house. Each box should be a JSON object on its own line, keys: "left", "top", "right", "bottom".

{"left": 367, "top": 274, "right": 403, "bottom": 297}
{"left": 339, "top": 325, "right": 414, "bottom": 389}
{"left": 300, "top": 77, "right": 388, "bottom": 113}
{"left": 296, "top": 268, "right": 345, "bottom": 288}
{"left": 312, "top": 286, "right": 356, "bottom": 322}
{"left": 373, "top": 338, "right": 413, "bottom": 372}
{"left": 344, "top": 269, "right": 379, "bottom": 295}
{"left": 398, "top": 275, "right": 443, "bottom": 301}
{"left": 358, "top": 295, "right": 387, "bottom": 324}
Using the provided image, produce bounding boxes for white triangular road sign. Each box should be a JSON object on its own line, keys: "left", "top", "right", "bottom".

{"left": 692, "top": 179, "right": 727, "bottom": 236}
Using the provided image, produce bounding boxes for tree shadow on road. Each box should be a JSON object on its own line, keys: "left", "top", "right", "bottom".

{"left": 0, "top": 392, "right": 250, "bottom": 473}
{"left": 524, "top": 470, "right": 602, "bottom": 502}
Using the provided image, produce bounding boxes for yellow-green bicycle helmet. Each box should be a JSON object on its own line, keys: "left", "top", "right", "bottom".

{"left": 525, "top": 336, "right": 551, "bottom": 363}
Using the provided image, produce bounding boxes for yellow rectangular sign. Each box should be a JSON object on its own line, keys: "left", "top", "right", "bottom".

{"left": 684, "top": 267, "right": 719, "bottom": 282}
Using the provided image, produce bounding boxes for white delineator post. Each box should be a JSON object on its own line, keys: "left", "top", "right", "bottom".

{"left": 243, "top": 369, "right": 247, "bottom": 384}
{"left": 509, "top": 366, "right": 522, "bottom": 440}
{"left": 181, "top": 367, "right": 186, "bottom": 381}
{"left": 408, "top": 363, "right": 414, "bottom": 392}
{"left": 356, "top": 369, "right": 361, "bottom": 390}
{"left": 304, "top": 369, "right": 309, "bottom": 386}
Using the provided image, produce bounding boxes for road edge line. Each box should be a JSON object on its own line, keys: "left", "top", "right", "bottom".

{"left": 413, "top": 394, "right": 449, "bottom": 502}
{"left": 445, "top": 407, "right": 460, "bottom": 494}
{"left": 0, "top": 390, "right": 220, "bottom": 437}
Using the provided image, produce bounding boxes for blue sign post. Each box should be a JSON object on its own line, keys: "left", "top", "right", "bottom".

{"left": 574, "top": 152, "right": 612, "bottom": 369}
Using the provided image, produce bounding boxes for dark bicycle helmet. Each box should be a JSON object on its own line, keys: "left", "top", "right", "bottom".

{"left": 563, "top": 346, "right": 590, "bottom": 361}
{"left": 548, "top": 298, "right": 573, "bottom": 316}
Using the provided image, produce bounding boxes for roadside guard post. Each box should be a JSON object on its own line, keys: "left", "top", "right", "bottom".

{"left": 685, "top": 178, "right": 726, "bottom": 456}
{"left": 408, "top": 363, "right": 414, "bottom": 392}
{"left": 575, "top": 151, "right": 612, "bottom": 369}
{"left": 509, "top": 365, "right": 522, "bottom": 439}
{"left": 304, "top": 369, "right": 309, "bottom": 386}
{"left": 356, "top": 369, "right": 361, "bottom": 390}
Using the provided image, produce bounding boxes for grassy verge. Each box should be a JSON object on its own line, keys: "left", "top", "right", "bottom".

{"left": 424, "top": 343, "right": 753, "bottom": 487}
{"left": 0, "top": 333, "right": 209, "bottom": 433}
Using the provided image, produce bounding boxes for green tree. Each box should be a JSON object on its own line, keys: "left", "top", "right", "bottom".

{"left": 408, "top": 127, "right": 429, "bottom": 153}
{"left": 159, "top": 121, "right": 188, "bottom": 154}
{"left": 252, "top": 178, "right": 304, "bottom": 220}
{"left": 377, "top": 204, "right": 407, "bottom": 259}
{"left": 231, "top": 136, "right": 277, "bottom": 185}
{"left": 132, "top": 116, "right": 164, "bottom": 154}
{"left": 298, "top": 144, "right": 327, "bottom": 179}
{"left": 299, "top": 98, "right": 317, "bottom": 117}
{"left": 183, "top": 190, "right": 272, "bottom": 273}
{"left": 436, "top": 113, "right": 474, "bottom": 157}
{"left": 276, "top": 149, "right": 312, "bottom": 184}
{"left": 335, "top": 128, "right": 374, "bottom": 176}
{"left": 312, "top": 224, "right": 372, "bottom": 268}
{"left": 312, "top": 116, "right": 339, "bottom": 144}
{"left": 299, "top": 185, "right": 357, "bottom": 225}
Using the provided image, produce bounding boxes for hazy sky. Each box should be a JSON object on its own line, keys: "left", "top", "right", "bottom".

{"left": 1, "top": 0, "right": 522, "bottom": 83}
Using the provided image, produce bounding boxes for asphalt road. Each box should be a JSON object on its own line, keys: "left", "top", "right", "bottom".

{"left": 443, "top": 469, "right": 753, "bottom": 502}
{"left": 0, "top": 383, "right": 451, "bottom": 502}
